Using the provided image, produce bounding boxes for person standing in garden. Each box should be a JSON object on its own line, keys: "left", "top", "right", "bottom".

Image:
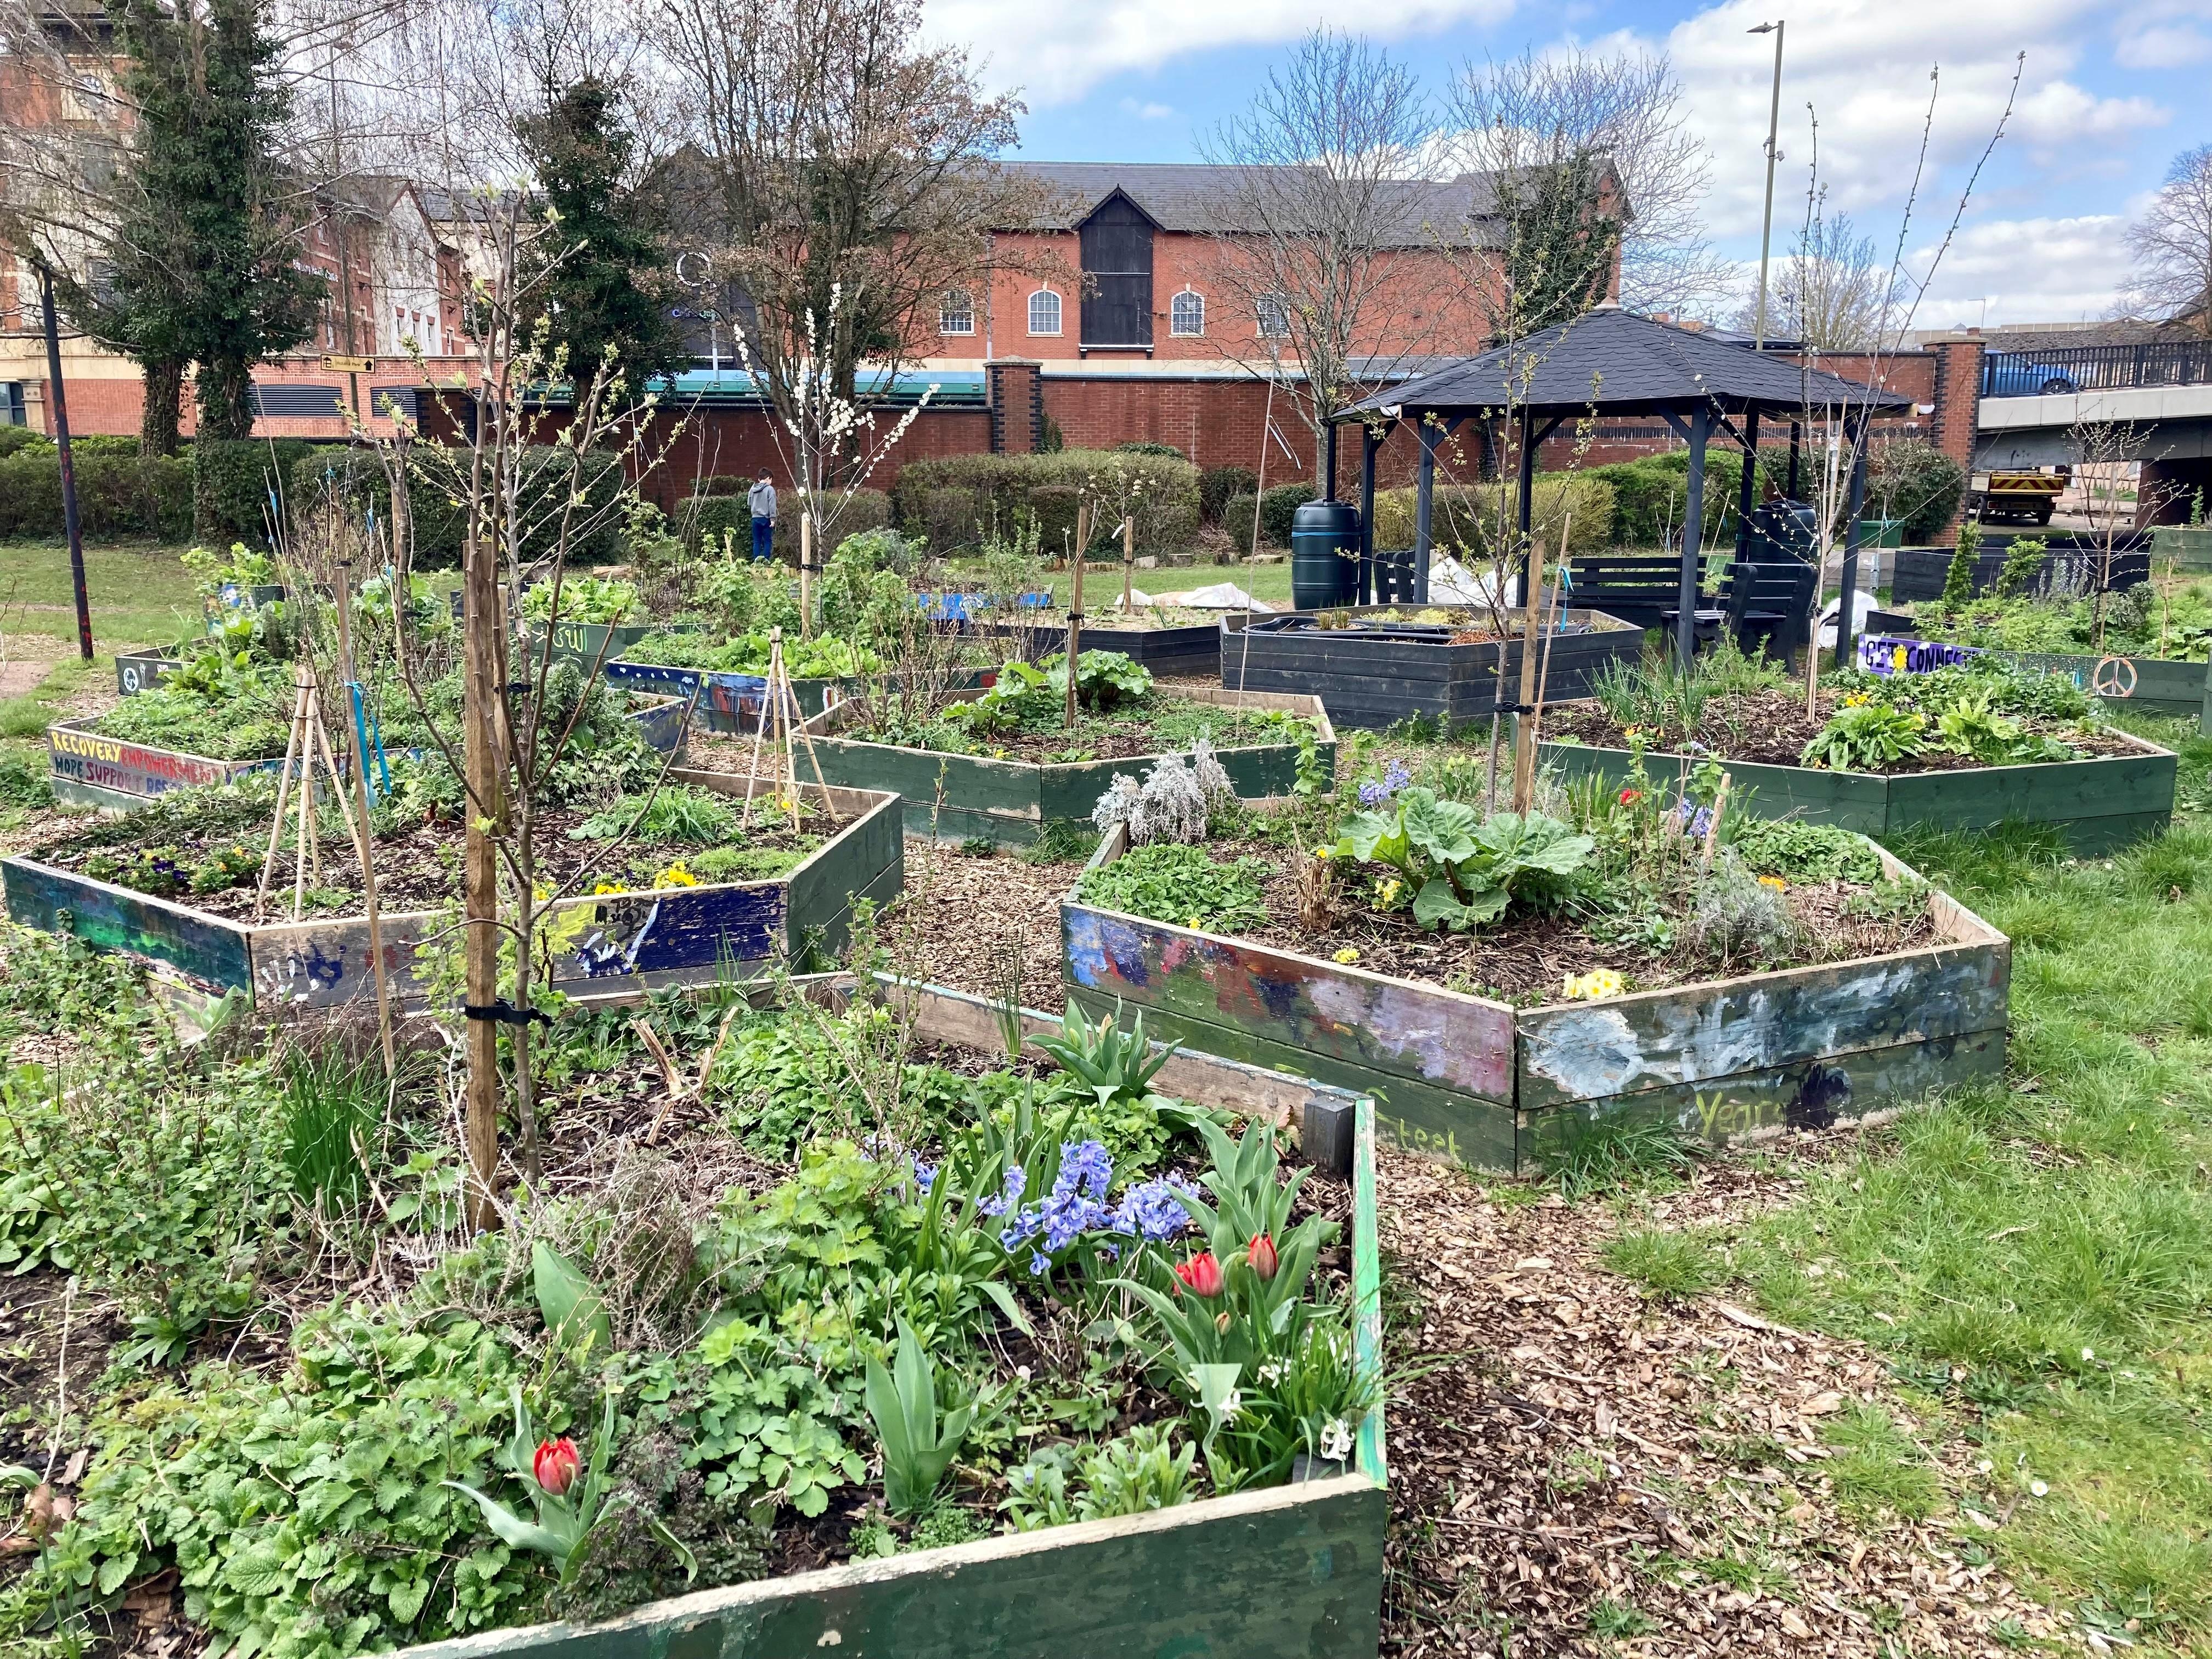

{"left": 748, "top": 474, "right": 777, "bottom": 562}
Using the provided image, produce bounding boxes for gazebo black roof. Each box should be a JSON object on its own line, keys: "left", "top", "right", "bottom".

{"left": 1337, "top": 303, "right": 1914, "bottom": 421}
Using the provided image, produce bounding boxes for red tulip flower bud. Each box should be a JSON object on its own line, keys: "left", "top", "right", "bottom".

{"left": 533, "top": 1436, "right": 581, "bottom": 1497}
{"left": 1248, "top": 1232, "right": 1279, "bottom": 1281}
{"left": 1173, "top": 1251, "right": 1224, "bottom": 1298}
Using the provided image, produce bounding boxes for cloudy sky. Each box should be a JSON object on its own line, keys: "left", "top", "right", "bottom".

{"left": 925, "top": 0, "right": 2211, "bottom": 328}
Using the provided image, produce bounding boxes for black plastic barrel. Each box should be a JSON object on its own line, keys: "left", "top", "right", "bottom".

{"left": 1746, "top": 499, "right": 1818, "bottom": 563}
{"left": 1290, "top": 499, "right": 1361, "bottom": 610}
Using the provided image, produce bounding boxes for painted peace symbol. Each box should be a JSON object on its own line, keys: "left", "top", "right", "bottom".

{"left": 2091, "top": 656, "right": 2137, "bottom": 698}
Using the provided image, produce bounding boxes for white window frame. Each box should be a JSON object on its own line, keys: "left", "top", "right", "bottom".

{"left": 1170, "top": 289, "right": 1205, "bottom": 337}
{"left": 1028, "top": 287, "right": 1063, "bottom": 337}
{"left": 939, "top": 289, "right": 975, "bottom": 335}
{"left": 1256, "top": 294, "right": 1291, "bottom": 339}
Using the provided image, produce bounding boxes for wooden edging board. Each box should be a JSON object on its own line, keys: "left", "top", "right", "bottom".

{"left": 792, "top": 685, "right": 1336, "bottom": 847}
{"left": 377, "top": 980, "right": 1385, "bottom": 1659}
{"left": 0, "top": 777, "right": 902, "bottom": 1013}
{"left": 604, "top": 661, "right": 1000, "bottom": 737}
{"left": 978, "top": 616, "right": 1225, "bottom": 678}
{"left": 1220, "top": 606, "right": 1643, "bottom": 731}
{"left": 1854, "top": 629, "right": 2208, "bottom": 719}
{"left": 44, "top": 695, "right": 695, "bottom": 812}
{"left": 1062, "top": 823, "right": 2010, "bottom": 1175}
{"left": 1533, "top": 728, "right": 2176, "bottom": 855}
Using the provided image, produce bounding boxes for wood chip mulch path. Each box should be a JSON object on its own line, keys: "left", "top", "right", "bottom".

{"left": 1378, "top": 1145, "right": 2061, "bottom": 1657}
{"left": 886, "top": 837, "right": 1084, "bottom": 1013}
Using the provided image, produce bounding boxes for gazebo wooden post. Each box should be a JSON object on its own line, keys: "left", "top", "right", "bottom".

{"left": 1675, "top": 405, "right": 1712, "bottom": 675}
{"left": 1735, "top": 407, "right": 1762, "bottom": 559}
{"left": 1414, "top": 418, "right": 1437, "bottom": 604}
{"left": 1358, "top": 421, "right": 1379, "bottom": 605}
{"left": 1834, "top": 411, "right": 1870, "bottom": 669}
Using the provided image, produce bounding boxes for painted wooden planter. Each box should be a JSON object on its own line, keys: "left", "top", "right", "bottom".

{"left": 1537, "top": 730, "right": 2176, "bottom": 855}
{"left": 378, "top": 1013, "right": 1383, "bottom": 1659}
{"left": 541, "top": 619, "right": 661, "bottom": 668}
{"left": 603, "top": 661, "right": 997, "bottom": 737}
{"left": 1, "top": 776, "right": 902, "bottom": 1012}
{"left": 1063, "top": 830, "right": 2009, "bottom": 1175}
{"left": 1222, "top": 607, "right": 1644, "bottom": 730}
{"left": 115, "top": 647, "right": 188, "bottom": 697}
{"left": 1855, "top": 624, "right": 2207, "bottom": 720}
{"left": 46, "top": 695, "right": 693, "bottom": 812}
{"left": 794, "top": 686, "right": 1335, "bottom": 847}
{"left": 2153, "top": 525, "right": 2212, "bottom": 572}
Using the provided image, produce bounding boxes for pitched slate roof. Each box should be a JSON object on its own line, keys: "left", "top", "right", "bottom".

{"left": 1339, "top": 304, "right": 1914, "bottom": 419}
{"left": 1002, "top": 162, "right": 1503, "bottom": 247}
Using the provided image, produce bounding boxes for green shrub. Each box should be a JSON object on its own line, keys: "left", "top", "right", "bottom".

{"left": 296, "top": 447, "right": 630, "bottom": 568}
{"left": 1260, "top": 482, "right": 1318, "bottom": 548}
{"left": 0, "top": 452, "right": 63, "bottom": 539}
{"left": 1199, "top": 465, "right": 1255, "bottom": 524}
{"left": 675, "top": 487, "right": 889, "bottom": 562}
{"left": 0, "top": 450, "right": 191, "bottom": 539}
{"left": 890, "top": 449, "right": 1199, "bottom": 554}
{"left": 1368, "top": 475, "right": 1615, "bottom": 557}
{"left": 1221, "top": 492, "right": 1257, "bottom": 551}
{"left": 1026, "top": 484, "right": 1087, "bottom": 559}
{"left": 195, "top": 438, "right": 319, "bottom": 542}
{"left": 0, "top": 426, "right": 49, "bottom": 459}
{"left": 1867, "top": 438, "right": 1966, "bottom": 543}
{"left": 1115, "top": 440, "right": 1185, "bottom": 459}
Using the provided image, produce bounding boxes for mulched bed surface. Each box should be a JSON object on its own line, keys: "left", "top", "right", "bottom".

{"left": 1543, "top": 688, "right": 2138, "bottom": 772}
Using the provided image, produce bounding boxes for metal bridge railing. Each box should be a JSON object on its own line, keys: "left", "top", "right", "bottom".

{"left": 1982, "top": 340, "right": 2212, "bottom": 397}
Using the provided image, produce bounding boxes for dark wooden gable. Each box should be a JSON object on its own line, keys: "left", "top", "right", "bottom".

{"left": 1079, "top": 189, "right": 1155, "bottom": 348}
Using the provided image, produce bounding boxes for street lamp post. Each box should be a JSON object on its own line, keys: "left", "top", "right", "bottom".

{"left": 37, "top": 262, "right": 92, "bottom": 662}
{"left": 1749, "top": 20, "right": 1786, "bottom": 351}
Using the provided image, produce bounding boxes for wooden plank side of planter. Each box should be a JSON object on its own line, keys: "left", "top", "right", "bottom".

{"left": 1516, "top": 1026, "right": 2006, "bottom": 1168}
{"left": 1536, "top": 741, "right": 1891, "bottom": 829}
{"left": 1879, "top": 748, "right": 2176, "bottom": 846}
{"left": 1066, "top": 985, "right": 1521, "bottom": 1171}
{"left": 1513, "top": 938, "right": 2011, "bottom": 1113}
{"left": 250, "top": 914, "right": 431, "bottom": 1008}
{"left": 2006, "top": 651, "right": 2205, "bottom": 715}
{"left": 392, "top": 1475, "right": 1383, "bottom": 1659}
{"left": 1, "top": 856, "right": 253, "bottom": 994}
{"left": 782, "top": 793, "right": 906, "bottom": 960}
{"left": 1063, "top": 902, "right": 1517, "bottom": 1104}
{"left": 46, "top": 718, "right": 275, "bottom": 801}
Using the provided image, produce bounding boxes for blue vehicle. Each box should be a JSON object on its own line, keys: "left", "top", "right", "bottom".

{"left": 1983, "top": 356, "right": 2081, "bottom": 397}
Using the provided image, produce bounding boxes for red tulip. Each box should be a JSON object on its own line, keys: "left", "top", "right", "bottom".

{"left": 533, "top": 1436, "right": 580, "bottom": 1497}
{"left": 1617, "top": 787, "right": 1641, "bottom": 805}
{"left": 1248, "top": 1233, "right": 1279, "bottom": 1281}
{"left": 1173, "top": 1251, "right": 1224, "bottom": 1298}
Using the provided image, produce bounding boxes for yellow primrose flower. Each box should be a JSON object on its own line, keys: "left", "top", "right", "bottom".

{"left": 1313, "top": 845, "right": 1333, "bottom": 860}
{"left": 1757, "top": 874, "right": 1787, "bottom": 891}
{"left": 1378, "top": 878, "right": 1402, "bottom": 904}
{"left": 1561, "top": 968, "right": 1623, "bottom": 1001}
{"left": 1333, "top": 947, "right": 1361, "bottom": 965}
{"left": 654, "top": 861, "right": 700, "bottom": 888}
{"left": 1187, "top": 916, "right": 1204, "bottom": 929}
{"left": 592, "top": 880, "right": 626, "bottom": 896}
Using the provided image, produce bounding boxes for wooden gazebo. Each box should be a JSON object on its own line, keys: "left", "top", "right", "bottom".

{"left": 1334, "top": 304, "right": 1915, "bottom": 668}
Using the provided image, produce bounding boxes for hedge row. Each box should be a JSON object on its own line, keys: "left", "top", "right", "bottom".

{"left": 0, "top": 449, "right": 194, "bottom": 540}
{"left": 676, "top": 488, "right": 892, "bottom": 560}
{"left": 889, "top": 449, "right": 1200, "bottom": 555}
{"left": 290, "top": 447, "right": 628, "bottom": 568}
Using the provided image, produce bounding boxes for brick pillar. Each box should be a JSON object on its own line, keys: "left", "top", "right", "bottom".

{"left": 986, "top": 359, "right": 1042, "bottom": 454}
{"left": 1916, "top": 332, "right": 1985, "bottom": 540}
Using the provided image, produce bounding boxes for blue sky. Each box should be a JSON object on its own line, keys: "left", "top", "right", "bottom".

{"left": 924, "top": 0, "right": 2212, "bottom": 326}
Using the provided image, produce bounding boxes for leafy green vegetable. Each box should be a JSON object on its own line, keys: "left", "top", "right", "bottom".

{"left": 1075, "top": 843, "right": 1270, "bottom": 932}
{"left": 1330, "top": 788, "right": 1593, "bottom": 932}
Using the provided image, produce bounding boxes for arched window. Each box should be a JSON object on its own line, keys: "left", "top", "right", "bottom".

{"left": 1028, "top": 288, "right": 1063, "bottom": 336}
{"left": 1256, "top": 294, "right": 1291, "bottom": 338}
{"left": 1170, "top": 289, "right": 1205, "bottom": 336}
{"left": 939, "top": 289, "right": 974, "bottom": 335}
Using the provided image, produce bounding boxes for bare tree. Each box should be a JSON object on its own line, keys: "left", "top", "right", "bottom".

{"left": 1194, "top": 29, "right": 1448, "bottom": 481}
{"left": 2125, "top": 144, "right": 2212, "bottom": 338}
{"left": 1447, "top": 47, "right": 1725, "bottom": 327}
{"left": 1742, "top": 202, "right": 1882, "bottom": 350}
{"left": 652, "top": 0, "right": 1053, "bottom": 538}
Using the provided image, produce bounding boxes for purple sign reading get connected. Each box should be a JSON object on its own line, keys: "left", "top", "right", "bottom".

{"left": 1855, "top": 635, "right": 1983, "bottom": 676}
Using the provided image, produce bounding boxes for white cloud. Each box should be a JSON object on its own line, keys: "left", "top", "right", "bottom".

{"left": 1638, "top": 0, "right": 2170, "bottom": 240}
{"left": 1907, "top": 213, "right": 2132, "bottom": 327}
{"left": 1120, "top": 97, "right": 1177, "bottom": 120}
{"left": 2115, "top": 2, "right": 2212, "bottom": 67}
{"left": 927, "top": 0, "right": 1516, "bottom": 107}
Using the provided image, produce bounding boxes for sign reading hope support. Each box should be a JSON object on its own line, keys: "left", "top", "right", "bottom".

{"left": 1855, "top": 635, "right": 1983, "bottom": 676}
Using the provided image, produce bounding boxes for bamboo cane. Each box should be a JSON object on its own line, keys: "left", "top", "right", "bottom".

{"left": 1065, "top": 502, "right": 1089, "bottom": 729}
{"left": 1121, "top": 514, "right": 1135, "bottom": 613}
{"left": 253, "top": 677, "right": 309, "bottom": 923}
{"left": 1522, "top": 512, "right": 1575, "bottom": 777}
{"left": 1510, "top": 537, "right": 1549, "bottom": 813}
{"left": 329, "top": 557, "right": 396, "bottom": 1075}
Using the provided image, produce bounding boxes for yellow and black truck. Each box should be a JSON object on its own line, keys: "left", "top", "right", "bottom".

{"left": 1967, "top": 466, "right": 2068, "bottom": 526}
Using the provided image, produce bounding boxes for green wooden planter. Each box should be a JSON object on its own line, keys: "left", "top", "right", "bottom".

{"left": 2006, "top": 651, "right": 2205, "bottom": 718}
{"left": 1064, "top": 829, "right": 2009, "bottom": 1175}
{"left": 379, "top": 1012, "right": 1385, "bottom": 1659}
{"left": 1, "top": 776, "right": 902, "bottom": 1013}
{"left": 1535, "top": 731, "right": 2176, "bottom": 854}
{"left": 544, "top": 619, "right": 659, "bottom": 668}
{"left": 796, "top": 686, "right": 1335, "bottom": 846}
{"left": 2154, "top": 526, "right": 2212, "bottom": 572}
{"left": 46, "top": 695, "right": 693, "bottom": 812}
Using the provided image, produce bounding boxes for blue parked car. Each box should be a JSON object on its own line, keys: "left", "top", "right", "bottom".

{"left": 1983, "top": 357, "right": 2081, "bottom": 397}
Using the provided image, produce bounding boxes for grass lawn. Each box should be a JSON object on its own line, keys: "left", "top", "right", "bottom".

{"left": 2, "top": 537, "right": 202, "bottom": 651}
{"left": 940, "top": 554, "right": 1299, "bottom": 608}
{"left": 1604, "top": 709, "right": 2212, "bottom": 1648}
